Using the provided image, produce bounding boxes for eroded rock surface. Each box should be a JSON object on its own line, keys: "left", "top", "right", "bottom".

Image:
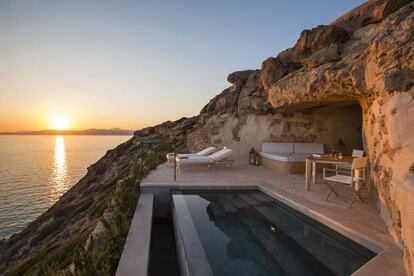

{"left": 190, "top": 2, "right": 414, "bottom": 274}
{"left": 0, "top": 116, "right": 197, "bottom": 274}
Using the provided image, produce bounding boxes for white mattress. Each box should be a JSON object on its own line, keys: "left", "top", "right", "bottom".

{"left": 177, "top": 156, "right": 214, "bottom": 164}
{"left": 196, "top": 146, "right": 217, "bottom": 156}
{"left": 167, "top": 153, "right": 197, "bottom": 160}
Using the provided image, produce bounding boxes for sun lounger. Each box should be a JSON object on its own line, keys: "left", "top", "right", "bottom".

{"left": 166, "top": 146, "right": 216, "bottom": 167}
{"left": 176, "top": 148, "right": 234, "bottom": 171}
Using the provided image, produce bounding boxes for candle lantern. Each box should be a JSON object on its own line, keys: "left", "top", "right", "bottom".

{"left": 255, "top": 152, "right": 261, "bottom": 166}
{"left": 249, "top": 147, "right": 256, "bottom": 165}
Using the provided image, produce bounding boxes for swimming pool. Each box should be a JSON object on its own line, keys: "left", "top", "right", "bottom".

{"left": 172, "top": 189, "right": 375, "bottom": 276}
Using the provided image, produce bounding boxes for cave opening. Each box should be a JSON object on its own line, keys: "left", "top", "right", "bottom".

{"left": 273, "top": 99, "right": 364, "bottom": 155}
{"left": 313, "top": 101, "right": 364, "bottom": 155}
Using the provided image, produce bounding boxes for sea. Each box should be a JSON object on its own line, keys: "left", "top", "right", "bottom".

{"left": 0, "top": 135, "right": 130, "bottom": 239}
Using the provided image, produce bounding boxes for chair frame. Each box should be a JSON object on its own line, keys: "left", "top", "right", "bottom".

{"left": 176, "top": 158, "right": 235, "bottom": 172}
{"left": 166, "top": 146, "right": 216, "bottom": 167}
{"left": 334, "top": 149, "right": 364, "bottom": 171}
{"left": 323, "top": 157, "right": 367, "bottom": 208}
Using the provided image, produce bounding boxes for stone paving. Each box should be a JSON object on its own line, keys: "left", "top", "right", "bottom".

{"left": 141, "top": 163, "right": 406, "bottom": 275}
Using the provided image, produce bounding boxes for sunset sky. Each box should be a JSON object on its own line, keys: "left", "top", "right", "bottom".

{"left": 0, "top": 0, "right": 364, "bottom": 132}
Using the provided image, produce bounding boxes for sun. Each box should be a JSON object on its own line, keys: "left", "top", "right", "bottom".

{"left": 49, "top": 116, "right": 71, "bottom": 130}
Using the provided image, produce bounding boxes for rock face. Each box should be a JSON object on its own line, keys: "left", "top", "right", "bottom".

{"left": 188, "top": 1, "right": 414, "bottom": 274}
{"left": 0, "top": 116, "right": 197, "bottom": 274}
{"left": 0, "top": 0, "right": 413, "bottom": 274}
{"left": 331, "top": 0, "right": 409, "bottom": 32}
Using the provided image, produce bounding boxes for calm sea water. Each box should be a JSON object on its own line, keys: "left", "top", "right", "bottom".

{"left": 0, "top": 135, "right": 130, "bottom": 239}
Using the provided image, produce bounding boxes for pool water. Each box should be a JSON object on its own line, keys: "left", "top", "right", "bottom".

{"left": 172, "top": 190, "right": 375, "bottom": 276}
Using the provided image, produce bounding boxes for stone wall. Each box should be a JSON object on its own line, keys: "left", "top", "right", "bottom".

{"left": 187, "top": 103, "right": 363, "bottom": 164}
{"left": 364, "top": 92, "right": 414, "bottom": 273}
{"left": 189, "top": 2, "right": 414, "bottom": 273}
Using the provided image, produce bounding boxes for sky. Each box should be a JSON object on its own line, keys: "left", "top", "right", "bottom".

{"left": 0, "top": 0, "right": 365, "bottom": 132}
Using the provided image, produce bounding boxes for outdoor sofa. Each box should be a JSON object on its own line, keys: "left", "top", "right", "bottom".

{"left": 259, "top": 142, "right": 324, "bottom": 174}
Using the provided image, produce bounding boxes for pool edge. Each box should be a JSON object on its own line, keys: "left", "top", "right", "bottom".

{"left": 172, "top": 194, "right": 214, "bottom": 276}
{"left": 258, "top": 185, "right": 405, "bottom": 276}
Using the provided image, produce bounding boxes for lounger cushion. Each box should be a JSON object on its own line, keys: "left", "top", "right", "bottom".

{"left": 288, "top": 153, "right": 310, "bottom": 162}
{"left": 261, "top": 143, "right": 294, "bottom": 153}
{"left": 294, "top": 143, "right": 324, "bottom": 154}
{"left": 167, "top": 153, "right": 195, "bottom": 160}
{"left": 167, "top": 146, "right": 216, "bottom": 160}
{"left": 196, "top": 146, "right": 216, "bottom": 156}
{"left": 209, "top": 148, "right": 233, "bottom": 161}
{"left": 259, "top": 152, "right": 290, "bottom": 162}
{"left": 177, "top": 156, "right": 214, "bottom": 164}
{"left": 176, "top": 148, "right": 233, "bottom": 165}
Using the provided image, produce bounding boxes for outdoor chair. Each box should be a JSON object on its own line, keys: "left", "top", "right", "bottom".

{"left": 335, "top": 149, "right": 364, "bottom": 171}
{"left": 166, "top": 146, "right": 216, "bottom": 167}
{"left": 176, "top": 148, "right": 234, "bottom": 172}
{"left": 323, "top": 157, "right": 368, "bottom": 208}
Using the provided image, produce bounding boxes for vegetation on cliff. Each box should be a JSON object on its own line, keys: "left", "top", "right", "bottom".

{"left": 0, "top": 123, "right": 193, "bottom": 275}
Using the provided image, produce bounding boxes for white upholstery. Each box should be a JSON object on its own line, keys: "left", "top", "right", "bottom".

{"left": 167, "top": 146, "right": 216, "bottom": 160}
{"left": 261, "top": 143, "right": 294, "bottom": 153}
{"left": 324, "top": 158, "right": 368, "bottom": 184}
{"left": 324, "top": 175, "right": 353, "bottom": 185}
{"left": 288, "top": 153, "right": 310, "bottom": 162}
{"left": 167, "top": 153, "right": 192, "bottom": 160}
{"left": 294, "top": 143, "right": 324, "bottom": 154}
{"left": 177, "top": 156, "right": 214, "bottom": 164}
{"left": 208, "top": 148, "right": 233, "bottom": 161}
{"left": 352, "top": 149, "right": 364, "bottom": 157}
{"left": 196, "top": 146, "right": 217, "bottom": 156}
{"left": 260, "top": 142, "right": 324, "bottom": 163}
{"left": 259, "top": 152, "right": 290, "bottom": 162}
{"left": 324, "top": 174, "right": 363, "bottom": 185}
{"left": 324, "top": 157, "right": 368, "bottom": 208}
{"left": 176, "top": 148, "right": 233, "bottom": 165}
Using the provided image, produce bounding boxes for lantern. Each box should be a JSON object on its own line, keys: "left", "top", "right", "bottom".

{"left": 249, "top": 147, "right": 256, "bottom": 165}
{"left": 255, "top": 152, "right": 261, "bottom": 166}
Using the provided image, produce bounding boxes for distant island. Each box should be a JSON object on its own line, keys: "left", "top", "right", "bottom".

{"left": 0, "top": 128, "right": 134, "bottom": 136}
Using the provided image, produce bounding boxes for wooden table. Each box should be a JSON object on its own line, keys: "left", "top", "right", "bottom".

{"left": 305, "top": 155, "right": 354, "bottom": 191}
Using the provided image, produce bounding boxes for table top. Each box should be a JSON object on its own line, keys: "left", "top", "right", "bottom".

{"left": 307, "top": 155, "right": 354, "bottom": 163}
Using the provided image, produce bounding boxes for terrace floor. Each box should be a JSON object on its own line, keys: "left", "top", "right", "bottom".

{"left": 141, "top": 163, "right": 406, "bottom": 275}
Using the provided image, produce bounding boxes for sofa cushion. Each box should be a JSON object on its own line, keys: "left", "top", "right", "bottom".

{"left": 261, "top": 143, "right": 294, "bottom": 153}
{"left": 259, "top": 152, "right": 290, "bottom": 162}
{"left": 294, "top": 143, "right": 324, "bottom": 154}
{"left": 288, "top": 153, "right": 310, "bottom": 162}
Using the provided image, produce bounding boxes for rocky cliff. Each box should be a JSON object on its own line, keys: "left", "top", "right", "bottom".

{"left": 0, "top": 0, "right": 413, "bottom": 274}
{"left": 190, "top": 1, "right": 414, "bottom": 274}
{"left": 0, "top": 118, "right": 196, "bottom": 274}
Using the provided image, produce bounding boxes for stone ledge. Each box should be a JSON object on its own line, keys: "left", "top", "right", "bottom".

{"left": 172, "top": 194, "right": 213, "bottom": 276}
{"left": 259, "top": 185, "right": 405, "bottom": 276}
{"left": 115, "top": 193, "right": 153, "bottom": 276}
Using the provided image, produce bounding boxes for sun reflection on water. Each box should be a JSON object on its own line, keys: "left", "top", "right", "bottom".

{"left": 53, "top": 135, "right": 67, "bottom": 199}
